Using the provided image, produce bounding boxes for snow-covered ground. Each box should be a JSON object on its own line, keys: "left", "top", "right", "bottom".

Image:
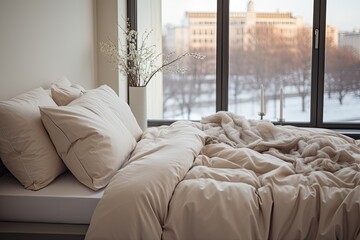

{"left": 163, "top": 90, "right": 360, "bottom": 123}
{"left": 323, "top": 93, "right": 360, "bottom": 122}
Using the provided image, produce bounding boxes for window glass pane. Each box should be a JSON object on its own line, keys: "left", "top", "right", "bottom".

{"left": 137, "top": 0, "right": 164, "bottom": 120}
{"left": 228, "top": 0, "right": 313, "bottom": 122}
{"left": 160, "top": 0, "right": 217, "bottom": 120}
{"left": 324, "top": 0, "right": 360, "bottom": 123}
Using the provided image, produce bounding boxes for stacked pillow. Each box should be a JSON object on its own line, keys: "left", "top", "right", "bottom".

{"left": 40, "top": 87, "right": 140, "bottom": 190}
{"left": 87, "top": 85, "right": 143, "bottom": 141}
{"left": 0, "top": 80, "right": 141, "bottom": 191}
{"left": 50, "top": 77, "right": 86, "bottom": 106}
{"left": 0, "top": 88, "right": 66, "bottom": 190}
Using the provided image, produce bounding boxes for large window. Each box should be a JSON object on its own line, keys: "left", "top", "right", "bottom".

{"left": 160, "top": 1, "right": 217, "bottom": 120}
{"left": 228, "top": 0, "right": 314, "bottom": 122}
{"left": 323, "top": 0, "right": 360, "bottom": 123}
{"left": 133, "top": 0, "right": 360, "bottom": 129}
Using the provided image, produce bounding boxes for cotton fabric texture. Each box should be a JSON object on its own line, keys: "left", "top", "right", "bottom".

{"left": 0, "top": 88, "right": 66, "bottom": 190}
{"left": 88, "top": 85, "right": 143, "bottom": 141}
{"left": 40, "top": 90, "right": 137, "bottom": 191}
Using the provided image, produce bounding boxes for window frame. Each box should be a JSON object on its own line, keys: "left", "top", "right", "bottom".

{"left": 316, "top": 0, "right": 360, "bottom": 130}
{"left": 128, "top": 0, "right": 360, "bottom": 135}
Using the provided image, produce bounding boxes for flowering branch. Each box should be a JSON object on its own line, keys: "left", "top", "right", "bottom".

{"left": 100, "top": 21, "right": 205, "bottom": 87}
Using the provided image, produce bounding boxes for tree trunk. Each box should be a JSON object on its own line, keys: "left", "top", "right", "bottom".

{"left": 338, "top": 92, "right": 343, "bottom": 105}
{"left": 302, "top": 95, "right": 306, "bottom": 112}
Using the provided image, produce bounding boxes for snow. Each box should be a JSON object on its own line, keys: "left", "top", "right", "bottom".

{"left": 163, "top": 89, "right": 360, "bottom": 123}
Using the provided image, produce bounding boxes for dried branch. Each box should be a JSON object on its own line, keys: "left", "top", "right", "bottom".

{"left": 100, "top": 20, "right": 205, "bottom": 87}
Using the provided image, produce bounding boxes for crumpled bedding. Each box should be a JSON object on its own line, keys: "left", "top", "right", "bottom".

{"left": 201, "top": 111, "right": 360, "bottom": 173}
{"left": 86, "top": 113, "right": 360, "bottom": 240}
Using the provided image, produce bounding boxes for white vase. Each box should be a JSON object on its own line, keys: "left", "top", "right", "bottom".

{"left": 129, "top": 86, "right": 147, "bottom": 131}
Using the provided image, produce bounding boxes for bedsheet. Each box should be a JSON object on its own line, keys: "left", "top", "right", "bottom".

{"left": 86, "top": 113, "right": 360, "bottom": 240}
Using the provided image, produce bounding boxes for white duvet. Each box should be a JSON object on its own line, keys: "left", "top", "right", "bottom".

{"left": 86, "top": 113, "right": 360, "bottom": 240}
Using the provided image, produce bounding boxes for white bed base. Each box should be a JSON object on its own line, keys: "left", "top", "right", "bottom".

{"left": 0, "top": 168, "right": 104, "bottom": 239}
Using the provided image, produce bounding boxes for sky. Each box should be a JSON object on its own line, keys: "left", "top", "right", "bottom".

{"left": 162, "top": 0, "right": 360, "bottom": 32}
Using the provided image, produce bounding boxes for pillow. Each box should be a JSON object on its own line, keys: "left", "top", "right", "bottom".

{"left": 0, "top": 88, "right": 66, "bottom": 190}
{"left": 53, "top": 76, "right": 72, "bottom": 87}
{"left": 89, "top": 85, "right": 143, "bottom": 141}
{"left": 50, "top": 77, "right": 86, "bottom": 106}
{"left": 40, "top": 91, "right": 137, "bottom": 191}
{"left": 51, "top": 85, "right": 85, "bottom": 106}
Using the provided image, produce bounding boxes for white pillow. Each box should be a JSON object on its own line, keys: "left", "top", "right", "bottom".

{"left": 51, "top": 85, "right": 85, "bottom": 106}
{"left": 0, "top": 88, "right": 66, "bottom": 190}
{"left": 89, "top": 85, "right": 143, "bottom": 141}
{"left": 40, "top": 91, "right": 137, "bottom": 191}
{"left": 50, "top": 77, "right": 86, "bottom": 106}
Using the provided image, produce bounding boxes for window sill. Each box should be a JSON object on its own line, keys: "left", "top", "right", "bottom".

{"left": 334, "top": 129, "right": 360, "bottom": 140}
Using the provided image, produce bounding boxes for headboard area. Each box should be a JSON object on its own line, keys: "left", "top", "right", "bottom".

{"left": 0, "top": 1, "right": 98, "bottom": 179}
{"left": 0, "top": 0, "right": 97, "bottom": 101}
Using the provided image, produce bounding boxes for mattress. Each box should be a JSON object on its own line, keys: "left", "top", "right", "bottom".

{"left": 0, "top": 171, "right": 105, "bottom": 224}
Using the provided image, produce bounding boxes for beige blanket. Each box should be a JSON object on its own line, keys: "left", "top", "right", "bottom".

{"left": 201, "top": 111, "right": 360, "bottom": 173}
{"left": 86, "top": 114, "right": 360, "bottom": 240}
{"left": 86, "top": 121, "right": 206, "bottom": 239}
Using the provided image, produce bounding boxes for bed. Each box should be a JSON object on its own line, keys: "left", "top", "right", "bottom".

{"left": 0, "top": 83, "right": 359, "bottom": 240}
{"left": 0, "top": 170, "right": 104, "bottom": 240}
{"left": 0, "top": 171, "right": 104, "bottom": 224}
{"left": 85, "top": 113, "right": 360, "bottom": 240}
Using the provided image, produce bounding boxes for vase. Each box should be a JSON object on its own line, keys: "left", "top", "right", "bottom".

{"left": 129, "top": 86, "right": 147, "bottom": 131}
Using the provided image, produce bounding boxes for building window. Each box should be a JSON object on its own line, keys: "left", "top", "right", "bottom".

{"left": 134, "top": 0, "right": 360, "bottom": 130}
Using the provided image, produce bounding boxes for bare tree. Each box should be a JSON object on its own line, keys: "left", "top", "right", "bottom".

{"left": 161, "top": 30, "right": 206, "bottom": 119}
{"left": 247, "top": 25, "right": 293, "bottom": 117}
{"left": 162, "top": 33, "right": 183, "bottom": 117}
{"left": 163, "top": 73, "right": 182, "bottom": 115}
{"left": 291, "top": 26, "right": 312, "bottom": 112}
{"left": 163, "top": 48, "right": 210, "bottom": 119}
{"left": 181, "top": 49, "right": 211, "bottom": 119}
{"left": 350, "top": 62, "right": 360, "bottom": 97}
{"left": 326, "top": 46, "right": 359, "bottom": 105}
{"left": 229, "top": 46, "right": 252, "bottom": 113}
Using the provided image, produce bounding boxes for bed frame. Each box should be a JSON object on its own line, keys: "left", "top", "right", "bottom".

{"left": 0, "top": 222, "right": 88, "bottom": 240}
{"left": 0, "top": 161, "right": 88, "bottom": 240}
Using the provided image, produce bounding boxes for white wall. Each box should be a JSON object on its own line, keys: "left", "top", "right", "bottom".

{"left": 96, "top": 0, "right": 128, "bottom": 101}
{"left": 0, "top": 0, "right": 97, "bottom": 100}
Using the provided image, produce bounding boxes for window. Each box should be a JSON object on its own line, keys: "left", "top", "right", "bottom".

{"left": 323, "top": 0, "right": 360, "bottom": 124}
{"left": 160, "top": 0, "right": 217, "bottom": 120}
{"left": 132, "top": 0, "right": 360, "bottom": 130}
{"left": 228, "top": 0, "right": 313, "bottom": 123}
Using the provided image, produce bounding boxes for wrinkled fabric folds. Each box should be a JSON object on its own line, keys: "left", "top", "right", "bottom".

{"left": 86, "top": 115, "right": 360, "bottom": 240}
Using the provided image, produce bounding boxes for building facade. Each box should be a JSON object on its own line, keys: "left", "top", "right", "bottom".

{"left": 339, "top": 29, "right": 360, "bottom": 57}
{"left": 164, "top": 0, "right": 341, "bottom": 55}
